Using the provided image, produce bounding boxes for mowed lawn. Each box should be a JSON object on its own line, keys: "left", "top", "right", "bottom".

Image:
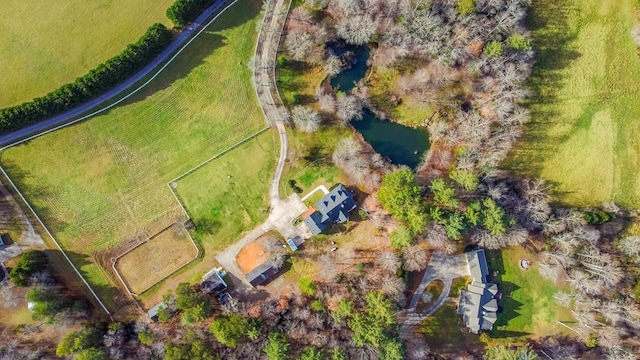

{"left": 0, "top": 0, "right": 174, "bottom": 108}
{"left": 486, "top": 247, "right": 573, "bottom": 340}
{"left": 0, "top": 0, "right": 266, "bottom": 312}
{"left": 507, "top": 0, "right": 640, "bottom": 208}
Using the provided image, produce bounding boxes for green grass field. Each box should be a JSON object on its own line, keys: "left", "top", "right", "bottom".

{"left": 177, "top": 131, "right": 276, "bottom": 252}
{"left": 0, "top": 0, "right": 266, "bottom": 313}
{"left": 0, "top": 0, "right": 175, "bottom": 108}
{"left": 486, "top": 247, "right": 573, "bottom": 340}
{"left": 507, "top": 0, "right": 640, "bottom": 208}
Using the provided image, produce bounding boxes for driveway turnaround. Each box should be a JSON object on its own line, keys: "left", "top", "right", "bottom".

{"left": 402, "top": 251, "right": 468, "bottom": 333}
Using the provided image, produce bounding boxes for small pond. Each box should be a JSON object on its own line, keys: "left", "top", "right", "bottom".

{"left": 329, "top": 45, "right": 370, "bottom": 92}
{"left": 328, "top": 44, "right": 430, "bottom": 168}
{"left": 352, "top": 110, "right": 429, "bottom": 169}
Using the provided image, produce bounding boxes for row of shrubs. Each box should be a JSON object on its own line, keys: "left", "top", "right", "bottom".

{"left": 167, "top": 0, "right": 213, "bottom": 27}
{"left": 0, "top": 23, "right": 173, "bottom": 134}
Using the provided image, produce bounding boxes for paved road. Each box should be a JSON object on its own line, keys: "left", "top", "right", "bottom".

{"left": 402, "top": 251, "right": 468, "bottom": 333}
{"left": 0, "top": 0, "right": 235, "bottom": 148}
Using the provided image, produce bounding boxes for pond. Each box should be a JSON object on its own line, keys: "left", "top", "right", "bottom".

{"left": 328, "top": 44, "right": 430, "bottom": 168}
{"left": 329, "top": 44, "right": 369, "bottom": 92}
{"left": 352, "top": 110, "right": 429, "bottom": 169}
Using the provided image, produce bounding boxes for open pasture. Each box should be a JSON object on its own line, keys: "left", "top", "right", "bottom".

{"left": 0, "top": 0, "right": 265, "bottom": 313}
{"left": 508, "top": 0, "right": 640, "bottom": 208}
{"left": 0, "top": 0, "right": 175, "bottom": 108}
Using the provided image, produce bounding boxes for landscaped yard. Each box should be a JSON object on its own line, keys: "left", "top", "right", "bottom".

{"left": 486, "top": 247, "right": 574, "bottom": 340}
{"left": 415, "top": 279, "right": 444, "bottom": 313}
{"left": 507, "top": 0, "right": 640, "bottom": 208}
{"left": 449, "top": 276, "right": 472, "bottom": 297}
{"left": 0, "top": 0, "right": 267, "bottom": 315}
{"left": 0, "top": 0, "right": 174, "bottom": 108}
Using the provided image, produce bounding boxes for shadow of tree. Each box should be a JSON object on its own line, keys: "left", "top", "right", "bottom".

{"left": 485, "top": 250, "right": 531, "bottom": 338}
{"left": 504, "top": 0, "right": 582, "bottom": 179}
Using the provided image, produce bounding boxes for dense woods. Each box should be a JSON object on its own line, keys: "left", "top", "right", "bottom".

{"left": 0, "top": 23, "right": 172, "bottom": 134}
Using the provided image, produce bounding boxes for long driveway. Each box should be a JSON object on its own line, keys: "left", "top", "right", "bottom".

{"left": 215, "top": 0, "right": 298, "bottom": 289}
{"left": 0, "top": 0, "right": 235, "bottom": 148}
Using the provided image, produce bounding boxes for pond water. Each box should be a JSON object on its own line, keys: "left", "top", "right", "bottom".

{"left": 329, "top": 44, "right": 430, "bottom": 168}
{"left": 352, "top": 110, "right": 429, "bottom": 169}
{"left": 330, "top": 45, "right": 370, "bottom": 92}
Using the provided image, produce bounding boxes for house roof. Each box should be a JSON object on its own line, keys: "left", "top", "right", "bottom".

{"left": 458, "top": 248, "right": 498, "bottom": 334}
{"left": 303, "top": 210, "right": 329, "bottom": 235}
{"left": 246, "top": 261, "right": 279, "bottom": 287}
{"left": 466, "top": 249, "right": 489, "bottom": 283}
{"left": 201, "top": 269, "right": 227, "bottom": 294}
{"left": 304, "top": 184, "right": 356, "bottom": 235}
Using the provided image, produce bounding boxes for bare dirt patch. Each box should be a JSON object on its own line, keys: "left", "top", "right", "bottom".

{"left": 236, "top": 234, "right": 278, "bottom": 274}
{"left": 114, "top": 223, "right": 198, "bottom": 294}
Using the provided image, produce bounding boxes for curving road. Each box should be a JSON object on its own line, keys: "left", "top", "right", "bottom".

{"left": 0, "top": 0, "right": 236, "bottom": 148}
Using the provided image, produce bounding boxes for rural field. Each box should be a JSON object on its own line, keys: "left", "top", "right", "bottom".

{"left": 0, "top": 0, "right": 266, "bottom": 314}
{"left": 115, "top": 223, "right": 198, "bottom": 295}
{"left": 0, "top": 0, "right": 174, "bottom": 108}
{"left": 508, "top": 0, "right": 640, "bottom": 208}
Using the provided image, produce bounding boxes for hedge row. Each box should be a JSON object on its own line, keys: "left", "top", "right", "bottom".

{"left": 167, "top": 0, "right": 212, "bottom": 27}
{"left": 0, "top": 23, "right": 173, "bottom": 134}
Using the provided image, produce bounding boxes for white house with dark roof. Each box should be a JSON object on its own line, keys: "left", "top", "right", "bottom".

{"left": 457, "top": 248, "right": 499, "bottom": 334}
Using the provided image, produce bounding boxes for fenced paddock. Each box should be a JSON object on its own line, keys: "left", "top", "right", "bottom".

{"left": 0, "top": 0, "right": 266, "bottom": 316}
{"left": 114, "top": 222, "right": 198, "bottom": 295}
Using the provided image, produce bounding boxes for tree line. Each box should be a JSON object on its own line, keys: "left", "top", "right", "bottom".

{"left": 166, "top": 0, "right": 213, "bottom": 28}
{"left": 0, "top": 24, "right": 173, "bottom": 134}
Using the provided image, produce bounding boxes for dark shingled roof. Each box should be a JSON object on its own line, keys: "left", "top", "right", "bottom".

{"left": 246, "top": 262, "right": 279, "bottom": 287}
{"left": 201, "top": 270, "right": 227, "bottom": 294}
{"left": 304, "top": 184, "right": 357, "bottom": 235}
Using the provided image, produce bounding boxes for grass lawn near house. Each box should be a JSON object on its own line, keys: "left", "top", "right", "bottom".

{"left": 0, "top": 0, "right": 175, "bottom": 108}
{"left": 506, "top": 0, "right": 640, "bottom": 209}
{"left": 485, "top": 247, "right": 574, "bottom": 340}
{"left": 449, "top": 276, "right": 472, "bottom": 297}
{"left": 417, "top": 302, "right": 485, "bottom": 354}
{"left": 280, "top": 127, "right": 349, "bottom": 198}
{"left": 0, "top": 0, "right": 266, "bottom": 316}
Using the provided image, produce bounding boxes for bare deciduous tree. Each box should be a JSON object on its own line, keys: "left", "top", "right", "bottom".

{"left": 618, "top": 236, "right": 640, "bottom": 257}
{"left": 336, "top": 94, "right": 364, "bottom": 124}
{"left": 285, "top": 29, "right": 313, "bottom": 60}
{"left": 402, "top": 244, "right": 428, "bottom": 271}
{"left": 376, "top": 251, "right": 400, "bottom": 272}
{"left": 291, "top": 105, "right": 322, "bottom": 133}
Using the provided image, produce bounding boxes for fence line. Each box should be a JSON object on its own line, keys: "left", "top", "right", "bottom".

{"left": 0, "top": 0, "right": 244, "bottom": 318}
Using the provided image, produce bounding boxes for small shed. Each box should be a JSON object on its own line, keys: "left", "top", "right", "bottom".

{"left": 201, "top": 268, "right": 227, "bottom": 294}
{"left": 147, "top": 302, "right": 167, "bottom": 322}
